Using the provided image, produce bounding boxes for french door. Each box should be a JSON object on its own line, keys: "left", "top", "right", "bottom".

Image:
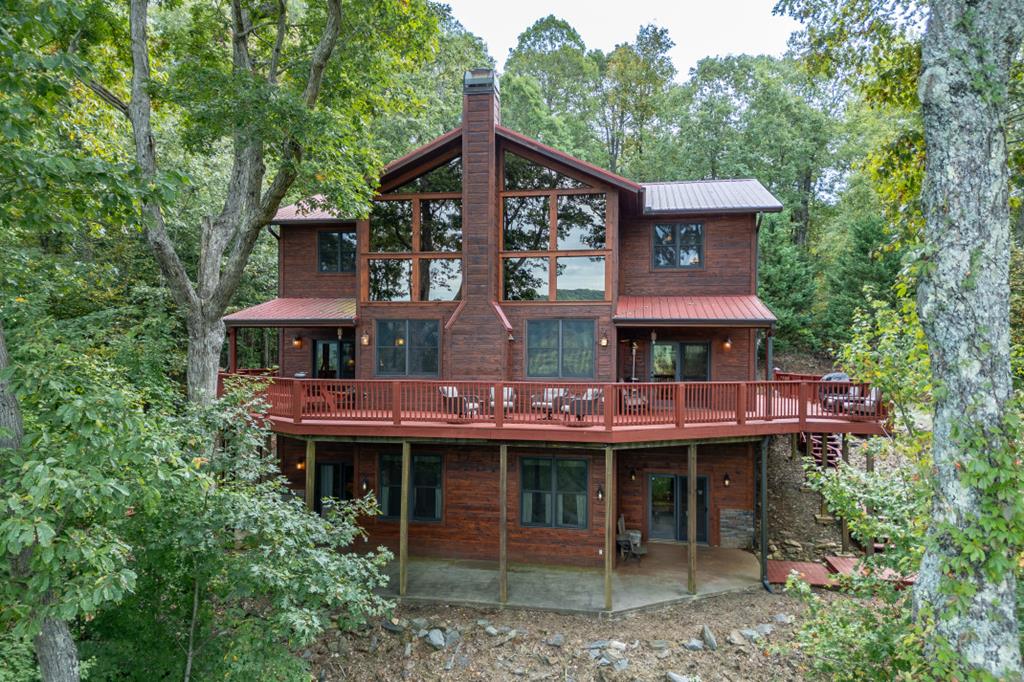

{"left": 650, "top": 342, "right": 710, "bottom": 382}
{"left": 648, "top": 474, "right": 709, "bottom": 542}
{"left": 313, "top": 339, "right": 355, "bottom": 379}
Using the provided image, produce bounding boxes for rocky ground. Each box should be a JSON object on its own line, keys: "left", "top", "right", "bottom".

{"left": 309, "top": 587, "right": 838, "bottom": 681}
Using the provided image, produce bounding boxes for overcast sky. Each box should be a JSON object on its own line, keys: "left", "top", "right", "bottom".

{"left": 444, "top": 0, "right": 803, "bottom": 79}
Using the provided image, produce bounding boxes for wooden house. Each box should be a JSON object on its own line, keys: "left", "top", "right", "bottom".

{"left": 221, "top": 69, "right": 885, "bottom": 610}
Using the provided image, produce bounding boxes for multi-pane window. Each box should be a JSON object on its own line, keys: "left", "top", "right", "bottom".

{"left": 317, "top": 230, "right": 356, "bottom": 272}
{"left": 521, "top": 457, "right": 588, "bottom": 529}
{"left": 365, "top": 159, "right": 463, "bottom": 302}
{"left": 652, "top": 223, "right": 704, "bottom": 269}
{"left": 526, "top": 319, "right": 594, "bottom": 378}
{"left": 375, "top": 319, "right": 440, "bottom": 377}
{"left": 379, "top": 453, "right": 443, "bottom": 521}
{"left": 501, "top": 152, "right": 608, "bottom": 302}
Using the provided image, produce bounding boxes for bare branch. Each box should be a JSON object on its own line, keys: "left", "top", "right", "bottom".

{"left": 268, "top": 0, "right": 287, "bottom": 84}
{"left": 127, "top": 0, "right": 198, "bottom": 312}
{"left": 85, "top": 80, "right": 130, "bottom": 120}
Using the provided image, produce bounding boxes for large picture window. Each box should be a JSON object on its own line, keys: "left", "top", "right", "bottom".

{"left": 521, "top": 457, "right": 588, "bottom": 529}
{"left": 379, "top": 453, "right": 443, "bottom": 521}
{"left": 501, "top": 151, "right": 609, "bottom": 302}
{"left": 526, "top": 319, "right": 594, "bottom": 378}
{"left": 652, "top": 223, "right": 704, "bottom": 269}
{"left": 364, "top": 158, "right": 463, "bottom": 302}
{"left": 375, "top": 319, "right": 440, "bottom": 376}
{"left": 317, "top": 230, "right": 356, "bottom": 272}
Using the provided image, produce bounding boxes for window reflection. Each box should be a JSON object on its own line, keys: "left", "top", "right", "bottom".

{"left": 370, "top": 201, "right": 413, "bottom": 252}
{"left": 555, "top": 256, "right": 605, "bottom": 301}
{"left": 504, "top": 152, "right": 587, "bottom": 191}
{"left": 390, "top": 157, "right": 462, "bottom": 194}
{"left": 420, "top": 259, "right": 462, "bottom": 301}
{"left": 420, "top": 199, "right": 462, "bottom": 252}
{"left": 369, "top": 259, "right": 412, "bottom": 301}
{"left": 503, "top": 257, "right": 549, "bottom": 300}
{"left": 557, "top": 194, "right": 605, "bottom": 249}
{"left": 503, "top": 196, "right": 549, "bottom": 251}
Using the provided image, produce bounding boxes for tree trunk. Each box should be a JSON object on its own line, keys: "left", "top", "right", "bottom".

{"left": 34, "top": 619, "right": 81, "bottom": 682}
{"left": 1, "top": 327, "right": 81, "bottom": 681}
{"left": 915, "top": 0, "right": 1024, "bottom": 677}
{"left": 187, "top": 313, "right": 226, "bottom": 405}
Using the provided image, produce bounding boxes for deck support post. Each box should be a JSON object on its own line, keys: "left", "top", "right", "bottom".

{"left": 304, "top": 439, "right": 316, "bottom": 511}
{"left": 790, "top": 433, "right": 797, "bottom": 459}
{"left": 604, "top": 446, "right": 615, "bottom": 611}
{"left": 399, "top": 441, "right": 410, "bottom": 597}
{"left": 865, "top": 444, "right": 875, "bottom": 557}
{"left": 760, "top": 437, "right": 771, "bottom": 590}
{"left": 499, "top": 444, "right": 508, "bottom": 604}
{"left": 840, "top": 434, "right": 850, "bottom": 552}
{"left": 765, "top": 330, "right": 774, "bottom": 381}
{"left": 687, "top": 443, "right": 697, "bottom": 595}
{"left": 228, "top": 327, "right": 237, "bottom": 373}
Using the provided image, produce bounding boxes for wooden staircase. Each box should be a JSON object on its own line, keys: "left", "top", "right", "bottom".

{"left": 801, "top": 432, "right": 842, "bottom": 468}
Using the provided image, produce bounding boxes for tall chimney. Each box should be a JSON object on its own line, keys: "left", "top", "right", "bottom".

{"left": 443, "top": 69, "right": 507, "bottom": 379}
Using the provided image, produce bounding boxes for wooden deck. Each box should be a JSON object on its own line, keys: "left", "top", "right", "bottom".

{"left": 220, "top": 373, "right": 887, "bottom": 443}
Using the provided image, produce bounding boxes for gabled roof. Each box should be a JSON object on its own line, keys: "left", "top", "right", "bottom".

{"left": 615, "top": 295, "right": 776, "bottom": 327}
{"left": 494, "top": 125, "right": 643, "bottom": 194}
{"left": 272, "top": 129, "right": 783, "bottom": 224}
{"left": 223, "top": 298, "right": 357, "bottom": 327}
{"left": 642, "top": 179, "right": 783, "bottom": 215}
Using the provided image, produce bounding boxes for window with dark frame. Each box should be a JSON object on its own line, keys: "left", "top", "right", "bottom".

{"left": 375, "top": 319, "right": 440, "bottom": 377}
{"left": 652, "top": 223, "right": 704, "bottom": 269}
{"left": 526, "top": 319, "right": 595, "bottom": 378}
{"left": 520, "top": 457, "right": 588, "bottom": 529}
{"left": 378, "top": 453, "right": 443, "bottom": 521}
{"left": 317, "top": 230, "right": 356, "bottom": 272}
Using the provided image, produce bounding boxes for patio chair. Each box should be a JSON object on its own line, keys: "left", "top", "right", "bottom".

{"left": 438, "top": 385, "right": 482, "bottom": 418}
{"left": 614, "top": 514, "right": 646, "bottom": 562}
{"left": 559, "top": 387, "right": 603, "bottom": 421}
{"left": 839, "top": 387, "right": 882, "bottom": 416}
{"left": 489, "top": 386, "right": 516, "bottom": 413}
{"left": 530, "top": 387, "right": 568, "bottom": 418}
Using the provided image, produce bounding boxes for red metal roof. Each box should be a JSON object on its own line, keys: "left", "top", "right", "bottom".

{"left": 614, "top": 295, "right": 776, "bottom": 327}
{"left": 274, "top": 195, "right": 349, "bottom": 224}
{"left": 223, "top": 298, "right": 357, "bottom": 327}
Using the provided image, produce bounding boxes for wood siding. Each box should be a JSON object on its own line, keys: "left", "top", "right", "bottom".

{"left": 278, "top": 436, "right": 755, "bottom": 564}
{"left": 616, "top": 328, "right": 756, "bottom": 382}
{"left": 617, "top": 215, "right": 757, "bottom": 296}
{"left": 615, "top": 443, "right": 756, "bottom": 547}
{"left": 279, "top": 223, "right": 357, "bottom": 298}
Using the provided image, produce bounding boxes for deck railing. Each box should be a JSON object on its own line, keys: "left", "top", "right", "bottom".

{"left": 219, "top": 373, "right": 887, "bottom": 432}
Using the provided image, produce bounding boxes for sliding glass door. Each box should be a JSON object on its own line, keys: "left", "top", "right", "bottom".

{"left": 650, "top": 342, "right": 710, "bottom": 382}
{"left": 647, "top": 474, "right": 709, "bottom": 542}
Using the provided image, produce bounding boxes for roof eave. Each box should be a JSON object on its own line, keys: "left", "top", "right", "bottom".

{"left": 224, "top": 317, "right": 357, "bottom": 328}
{"left": 613, "top": 318, "right": 777, "bottom": 327}
{"left": 642, "top": 206, "right": 784, "bottom": 216}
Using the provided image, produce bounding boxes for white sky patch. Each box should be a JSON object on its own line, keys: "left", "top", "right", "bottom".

{"left": 445, "top": 0, "right": 803, "bottom": 79}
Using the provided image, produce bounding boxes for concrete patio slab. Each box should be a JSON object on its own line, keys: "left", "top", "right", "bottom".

{"left": 380, "top": 544, "right": 761, "bottom": 614}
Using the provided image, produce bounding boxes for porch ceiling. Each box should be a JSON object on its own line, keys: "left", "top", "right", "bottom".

{"left": 614, "top": 295, "right": 776, "bottom": 328}
{"left": 223, "top": 297, "right": 357, "bottom": 327}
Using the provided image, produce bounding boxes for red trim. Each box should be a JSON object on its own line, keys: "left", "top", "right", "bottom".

{"left": 491, "top": 302, "right": 513, "bottom": 332}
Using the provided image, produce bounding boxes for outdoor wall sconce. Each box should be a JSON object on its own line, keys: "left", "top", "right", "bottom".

{"left": 508, "top": 332, "right": 515, "bottom": 342}
{"left": 629, "top": 468, "right": 637, "bottom": 481}
{"left": 361, "top": 477, "right": 369, "bottom": 493}
{"left": 292, "top": 336, "right": 304, "bottom": 350}
{"left": 723, "top": 473, "right": 731, "bottom": 488}
{"left": 600, "top": 331, "right": 609, "bottom": 348}
{"left": 360, "top": 330, "right": 370, "bottom": 346}
{"left": 650, "top": 330, "right": 657, "bottom": 343}
{"left": 596, "top": 485, "right": 604, "bottom": 501}
{"left": 296, "top": 460, "right": 305, "bottom": 471}
{"left": 723, "top": 336, "right": 733, "bottom": 352}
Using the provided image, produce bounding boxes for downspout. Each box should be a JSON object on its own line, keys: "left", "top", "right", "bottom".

{"left": 760, "top": 436, "right": 773, "bottom": 592}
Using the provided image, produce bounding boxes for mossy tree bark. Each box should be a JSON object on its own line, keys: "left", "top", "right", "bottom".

{"left": 916, "top": 0, "right": 1024, "bottom": 676}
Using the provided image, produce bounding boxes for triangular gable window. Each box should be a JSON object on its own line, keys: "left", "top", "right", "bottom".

{"left": 389, "top": 157, "right": 462, "bottom": 194}
{"left": 503, "top": 152, "right": 589, "bottom": 191}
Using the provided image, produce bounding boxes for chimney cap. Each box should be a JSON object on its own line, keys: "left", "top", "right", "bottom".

{"left": 464, "top": 68, "right": 498, "bottom": 95}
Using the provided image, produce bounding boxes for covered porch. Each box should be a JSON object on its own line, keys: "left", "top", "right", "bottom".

{"left": 381, "top": 544, "right": 761, "bottom": 614}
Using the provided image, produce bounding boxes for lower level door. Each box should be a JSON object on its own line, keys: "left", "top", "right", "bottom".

{"left": 648, "top": 474, "right": 709, "bottom": 542}
{"left": 314, "top": 461, "right": 353, "bottom": 515}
